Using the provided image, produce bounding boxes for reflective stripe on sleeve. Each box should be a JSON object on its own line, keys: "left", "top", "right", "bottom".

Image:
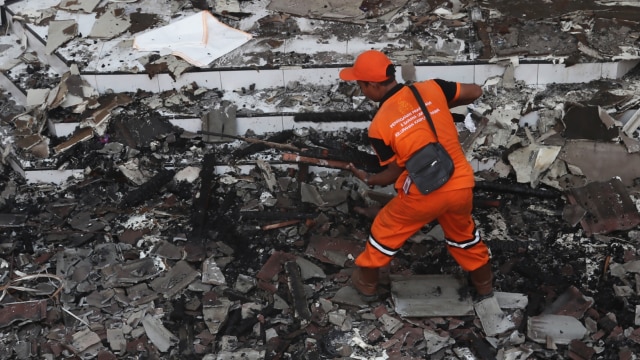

{"left": 368, "top": 235, "right": 398, "bottom": 257}
{"left": 445, "top": 229, "right": 481, "bottom": 249}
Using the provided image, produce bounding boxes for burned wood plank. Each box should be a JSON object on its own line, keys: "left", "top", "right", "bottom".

{"left": 306, "top": 133, "right": 382, "bottom": 172}
{"left": 230, "top": 130, "right": 296, "bottom": 158}
{"left": 238, "top": 211, "right": 318, "bottom": 221}
{"left": 0, "top": 214, "right": 28, "bottom": 227}
{"left": 475, "top": 181, "right": 561, "bottom": 199}
{"left": 562, "top": 105, "right": 619, "bottom": 141}
{"left": 284, "top": 261, "right": 312, "bottom": 321}
{"left": 189, "top": 152, "right": 216, "bottom": 242}
{"left": 293, "top": 111, "right": 374, "bottom": 123}
{"left": 298, "top": 147, "right": 381, "bottom": 172}
{"left": 473, "top": 20, "right": 493, "bottom": 60}
{"left": 118, "top": 169, "right": 176, "bottom": 208}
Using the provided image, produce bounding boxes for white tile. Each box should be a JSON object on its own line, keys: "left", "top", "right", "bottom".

{"left": 158, "top": 71, "right": 222, "bottom": 91}
{"left": 169, "top": 118, "right": 201, "bottom": 133}
{"left": 237, "top": 115, "right": 284, "bottom": 135}
{"left": 513, "top": 63, "right": 538, "bottom": 85}
{"left": 219, "top": 69, "right": 284, "bottom": 92}
{"left": 414, "top": 64, "right": 475, "bottom": 83}
{"left": 50, "top": 122, "right": 79, "bottom": 138}
{"left": 474, "top": 64, "right": 507, "bottom": 85}
{"left": 601, "top": 62, "right": 619, "bottom": 79}
{"left": 25, "top": 169, "right": 83, "bottom": 184}
{"left": 537, "top": 63, "right": 602, "bottom": 84}
{"left": 81, "top": 73, "right": 98, "bottom": 93}
{"left": 93, "top": 74, "right": 160, "bottom": 93}
{"left": 344, "top": 38, "right": 399, "bottom": 56}
{"left": 156, "top": 72, "right": 217, "bottom": 92}
{"left": 602, "top": 59, "right": 640, "bottom": 79}
{"left": 283, "top": 68, "right": 340, "bottom": 87}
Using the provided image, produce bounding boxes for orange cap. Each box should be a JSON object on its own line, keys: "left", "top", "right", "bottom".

{"left": 339, "top": 50, "right": 393, "bottom": 82}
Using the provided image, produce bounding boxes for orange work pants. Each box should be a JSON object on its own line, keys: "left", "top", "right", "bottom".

{"left": 354, "top": 187, "right": 489, "bottom": 272}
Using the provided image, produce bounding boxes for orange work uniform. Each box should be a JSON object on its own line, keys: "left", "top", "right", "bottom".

{"left": 354, "top": 79, "right": 490, "bottom": 272}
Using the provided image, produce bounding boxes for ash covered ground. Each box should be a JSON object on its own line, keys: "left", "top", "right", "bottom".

{"left": 2, "top": 65, "right": 640, "bottom": 359}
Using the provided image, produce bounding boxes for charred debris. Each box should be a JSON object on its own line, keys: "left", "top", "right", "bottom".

{"left": 2, "top": 0, "right": 640, "bottom": 358}
{"left": 1, "top": 64, "right": 640, "bottom": 359}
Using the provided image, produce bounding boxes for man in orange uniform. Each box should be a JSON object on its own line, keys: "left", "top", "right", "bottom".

{"left": 340, "top": 50, "right": 493, "bottom": 301}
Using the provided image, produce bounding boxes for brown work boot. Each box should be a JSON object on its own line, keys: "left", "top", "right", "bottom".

{"left": 351, "top": 267, "right": 379, "bottom": 301}
{"left": 470, "top": 262, "right": 494, "bottom": 301}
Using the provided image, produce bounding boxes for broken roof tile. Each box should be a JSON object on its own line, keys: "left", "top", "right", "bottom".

{"left": 565, "top": 178, "right": 640, "bottom": 236}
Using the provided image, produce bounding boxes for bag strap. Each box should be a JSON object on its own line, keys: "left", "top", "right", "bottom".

{"left": 407, "top": 84, "right": 439, "bottom": 140}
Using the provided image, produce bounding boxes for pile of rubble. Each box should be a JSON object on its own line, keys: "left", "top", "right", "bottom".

{"left": 2, "top": 0, "right": 640, "bottom": 359}
{"left": 1, "top": 63, "right": 640, "bottom": 358}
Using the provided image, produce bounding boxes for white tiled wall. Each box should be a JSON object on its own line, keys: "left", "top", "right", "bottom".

{"left": 219, "top": 69, "right": 284, "bottom": 92}
{"left": 237, "top": 115, "right": 284, "bottom": 135}
{"left": 603, "top": 59, "right": 640, "bottom": 79}
{"left": 283, "top": 67, "right": 341, "bottom": 88}
{"left": 537, "top": 63, "right": 603, "bottom": 85}
{"left": 474, "top": 64, "right": 506, "bottom": 85}
{"left": 414, "top": 64, "right": 475, "bottom": 83}
{"left": 83, "top": 73, "right": 161, "bottom": 93}
{"left": 158, "top": 71, "right": 223, "bottom": 92}
{"left": 77, "top": 60, "right": 640, "bottom": 95}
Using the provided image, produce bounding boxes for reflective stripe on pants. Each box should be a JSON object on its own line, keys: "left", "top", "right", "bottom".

{"left": 354, "top": 187, "right": 490, "bottom": 271}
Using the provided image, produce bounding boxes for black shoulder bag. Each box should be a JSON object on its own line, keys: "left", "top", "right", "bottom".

{"left": 404, "top": 84, "right": 455, "bottom": 195}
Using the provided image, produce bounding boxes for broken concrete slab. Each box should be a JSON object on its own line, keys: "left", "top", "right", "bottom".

{"left": 474, "top": 295, "right": 516, "bottom": 336}
{"left": 389, "top": 274, "right": 474, "bottom": 317}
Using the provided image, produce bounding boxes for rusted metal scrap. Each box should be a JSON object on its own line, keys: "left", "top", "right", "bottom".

{"left": 475, "top": 181, "right": 561, "bottom": 199}
{"left": 0, "top": 299, "right": 48, "bottom": 328}
{"left": 564, "top": 178, "right": 640, "bottom": 236}
{"left": 281, "top": 153, "right": 351, "bottom": 170}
